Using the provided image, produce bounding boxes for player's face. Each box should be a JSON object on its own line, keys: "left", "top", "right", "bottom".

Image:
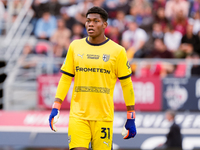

{"left": 85, "top": 13, "right": 107, "bottom": 38}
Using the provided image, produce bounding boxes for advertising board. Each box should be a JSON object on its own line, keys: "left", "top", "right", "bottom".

{"left": 38, "top": 75, "right": 161, "bottom": 111}
{"left": 0, "top": 111, "right": 200, "bottom": 150}
{"left": 163, "top": 77, "right": 200, "bottom": 111}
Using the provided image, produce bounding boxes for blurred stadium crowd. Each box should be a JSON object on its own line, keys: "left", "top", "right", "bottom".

{"left": 1, "top": 0, "right": 200, "bottom": 78}
{"left": 0, "top": 1, "right": 200, "bottom": 150}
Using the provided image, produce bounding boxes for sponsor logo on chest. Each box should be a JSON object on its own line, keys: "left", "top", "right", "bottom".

{"left": 87, "top": 54, "right": 100, "bottom": 59}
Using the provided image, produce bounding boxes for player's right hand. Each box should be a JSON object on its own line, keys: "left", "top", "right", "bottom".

{"left": 49, "top": 108, "right": 60, "bottom": 132}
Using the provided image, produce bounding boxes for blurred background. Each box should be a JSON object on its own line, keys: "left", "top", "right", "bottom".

{"left": 0, "top": 0, "right": 200, "bottom": 150}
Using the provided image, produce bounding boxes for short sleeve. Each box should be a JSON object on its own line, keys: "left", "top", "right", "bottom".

{"left": 60, "top": 43, "right": 75, "bottom": 77}
{"left": 116, "top": 48, "right": 132, "bottom": 79}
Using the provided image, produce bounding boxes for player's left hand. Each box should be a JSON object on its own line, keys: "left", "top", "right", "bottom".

{"left": 49, "top": 108, "right": 60, "bottom": 132}
{"left": 122, "top": 111, "right": 137, "bottom": 139}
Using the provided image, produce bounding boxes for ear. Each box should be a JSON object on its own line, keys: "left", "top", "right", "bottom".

{"left": 103, "top": 21, "right": 108, "bottom": 29}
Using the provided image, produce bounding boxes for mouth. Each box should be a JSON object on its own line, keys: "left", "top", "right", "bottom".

{"left": 88, "top": 29, "right": 95, "bottom": 33}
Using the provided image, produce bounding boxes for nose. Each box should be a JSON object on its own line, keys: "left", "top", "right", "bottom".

{"left": 88, "top": 21, "right": 94, "bottom": 26}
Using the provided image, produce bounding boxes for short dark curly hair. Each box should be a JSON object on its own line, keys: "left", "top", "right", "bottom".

{"left": 86, "top": 6, "right": 108, "bottom": 22}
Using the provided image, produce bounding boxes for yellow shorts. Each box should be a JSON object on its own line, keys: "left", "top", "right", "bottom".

{"left": 68, "top": 117, "right": 113, "bottom": 150}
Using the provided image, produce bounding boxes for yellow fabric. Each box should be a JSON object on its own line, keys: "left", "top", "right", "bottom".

{"left": 120, "top": 77, "right": 135, "bottom": 106}
{"left": 126, "top": 47, "right": 137, "bottom": 73}
{"left": 60, "top": 37, "right": 132, "bottom": 121}
{"left": 68, "top": 117, "right": 113, "bottom": 150}
{"left": 55, "top": 73, "right": 73, "bottom": 101}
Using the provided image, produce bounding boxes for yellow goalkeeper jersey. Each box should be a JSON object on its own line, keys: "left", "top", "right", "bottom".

{"left": 61, "top": 37, "right": 132, "bottom": 121}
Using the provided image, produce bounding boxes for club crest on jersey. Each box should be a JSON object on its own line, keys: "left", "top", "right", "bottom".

{"left": 102, "top": 54, "right": 110, "bottom": 62}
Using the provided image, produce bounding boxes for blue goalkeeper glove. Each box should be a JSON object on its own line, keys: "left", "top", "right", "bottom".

{"left": 122, "top": 111, "right": 137, "bottom": 139}
{"left": 49, "top": 102, "right": 61, "bottom": 132}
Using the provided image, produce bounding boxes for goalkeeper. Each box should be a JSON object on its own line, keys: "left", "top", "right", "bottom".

{"left": 49, "top": 6, "right": 136, "bottom": 150}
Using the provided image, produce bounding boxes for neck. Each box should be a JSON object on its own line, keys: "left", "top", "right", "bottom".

{"left": 88, "top": 34, "right": 106, "bottom": 44}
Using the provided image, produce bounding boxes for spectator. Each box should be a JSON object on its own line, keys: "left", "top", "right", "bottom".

{"left": 154, "top": 7, "right": 169, "bottom": 32}
{"left": 102, "top": 0, "right": 118, "bottom": 19}
{"left": 60, "top": 7, "right": 77, "bottom": 31}
{"left": 152, "top": 0, "right": 166, "bottom": 15}
{"left": 136, "top": 60, "right": 162, "bottom": 78}
{"left": 21, "top": 44, "right": 37, "bottom": 69}
{"left": 151, "top": 22, "right": 164, "bottom": 40}
{"left": 189, "top": 0, "right": 200, "bottom": 18}
{"left": 31, "top": 0, "right": 43, "bottom": 35}
{"left": 34, "top": 11, "right": 57, "bottom": 40}
{"left": 137, "top": 38, "right": 175, "bottom": 78}
{"left": 31, "top": 0, "right": 44, "bottom": 19}
{"left": 165, "top": 0, "right": 189, "bottom": 20}
{"left": 75, "top": 0, "right": 93, "bottom": 25}
{"left": 1, "top": 0, "right": 7, "bottom": 8}
{"left": 126, "top": 5, "right": 143, "bottom": 26}
{"left": 139, "top": 5, "right": 154, "bottom": 33}
{"left": 115, "top": 0, "right": 131, "bottom": 15}
{"left": 171, "top": 10, "right": 188, "bottom": 35}
{"left": 59, "top": 0, "right": 77, "bottom": 7}
{"left": 150, "top": 39, "right": 174, "bottom": 78}
{"left": 22, "top": 44, "right": 34, "bottom": 56}
{"left": 191, "top": 12, "right": 200, "bottom": 35}
{"left": 180, "top": 22, "right": 200, "bottom": 55}
{"left": 71, "top": 22, "right": 84, "bottom": 41}
{"left": 111, "top": 10, "right": 128, "bottom": 33}
{"left": 8, "top": 0, "right": 24, "bottom": 15}
{"left": 151, "top": 38, "right": 174, "bottom": 59}
{"left": 40, "top": 0, "right": 62, "bottom": 17}
{"left": 105, "top": 25, "right": 121, "bottom": 44}
{"left": 143, "top": 22, "right": 164, "bottom": 52}
{"left": 50, "top": 18, "right": 71, "bottom": 57}
{"left": 34, "top": 41, "right": 50, "bottom": 55}
{"left": 11, "top": 13, "right": 18, "bottom": 24}
{"left": 122, "top": 20, "right": 147, "bottom": 58}
{"left": 164, "top": 24, "right": 182, "bottom": 53}
{"left": 92, "top": 0, "right": 105, "bottom": 7}
{"left": 187, "top": 52, "right": 200, "bottom": 76}
{"left": 22, "top": 41, "right": 60, "bottom": 73}
{"left": 130, "top": 0, "right": 152, "bottom": 12}
{"left": 38, "top": 0, "right": 49, "bottom": 3}
{"left": 128, "top": 0, "right": 152, "bottom": 26}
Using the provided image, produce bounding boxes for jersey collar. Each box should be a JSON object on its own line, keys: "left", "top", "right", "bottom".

{"left": 86, "top": 37, "right": 110, "bottom": 46}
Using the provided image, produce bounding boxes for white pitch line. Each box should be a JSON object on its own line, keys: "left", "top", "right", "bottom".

{"left": 0, "top": 126, "right": 200, "bottom": 135}
{"left": 0, "top": 126, "right": 68, "bottom": 133}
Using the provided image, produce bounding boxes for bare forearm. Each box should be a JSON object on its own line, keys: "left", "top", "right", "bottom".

{"left": 126, "top": 105, "right": 135, "bottom": 111}
{"left": 55, "top": 98, "right": 63, "bottom": 104}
